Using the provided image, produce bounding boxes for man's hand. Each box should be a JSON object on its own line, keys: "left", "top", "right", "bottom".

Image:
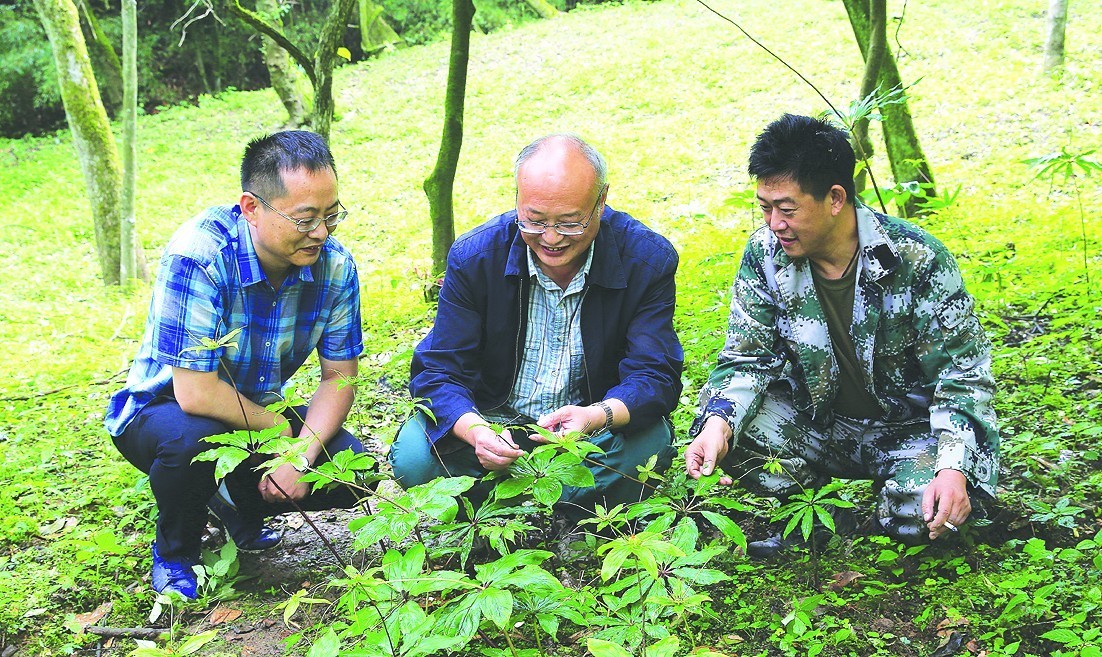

{"left": 685, "top": 416, "right": 734, "bottom": 485}
{"left": 471, "top": 425, "right": 525, "bottom": 471}
{"left": 923, "top": 468, "right": 972, "bottom": 541}
{"left": 259, "top": 463, "right": 310, "bottom": 503}
{"left": 532, "top": 405, "right": 604, "bottom": 441}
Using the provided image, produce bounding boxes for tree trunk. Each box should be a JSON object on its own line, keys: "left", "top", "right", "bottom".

{"left": 358, "top": 0, "right": 401, "bottom": 55}
{"left": 76, "top": 0, "right": 123, "bottom": 115}
{"left": 1042, "top": 0, "right": 1068, "bottom": 75}
{"left": 424, "top": 0, "right": 475, "bottom": 278}
{"left": 842, "top": 0, "right": 935, "bottom": 217}
{"left": 32, "top": 0, "right": 124, "bottom": 284}
{"left": 852, "top": 0, "right": 885, "bottom": 195}
{"left": 311, "top": 0, "right": 357, "bottom": 141}
{"left": 226, "top": 0, "right": 354, "bottom": 142}
{"left": 524, "top": 0, "right": 559, "bottom": 20}
{"left": 257, "top": 0, "right": 308, "bottom": 127}
{"left": 120, "top": 0, "right": 139, "bottom": 282}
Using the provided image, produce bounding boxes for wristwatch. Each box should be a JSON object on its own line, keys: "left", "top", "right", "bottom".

{"left": 593, "top": 400, "right": 614, "bottom": 433}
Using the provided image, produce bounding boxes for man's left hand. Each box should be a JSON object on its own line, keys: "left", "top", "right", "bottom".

{"left": 923, "top": 468, "right": 971, "bottom": 541}
{"left": 531, "top": 405, "right": 605, "bottom": 442}
{"left": 259, "top": 463, "right": 310, "bottom": 503}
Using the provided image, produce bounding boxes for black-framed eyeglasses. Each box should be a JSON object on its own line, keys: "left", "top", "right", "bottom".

{"left": 515, "top": 184, "right": 606, "bottom": 236}
{"left": 247, "top": 191, "right": 348, "bottom": 233}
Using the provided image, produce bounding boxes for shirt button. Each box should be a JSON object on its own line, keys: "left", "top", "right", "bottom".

{"left": 265, "top": 341, "right": 271, "bottom": 346}
{"left": 259, "top": 377, "right": 265, "bottom": 382}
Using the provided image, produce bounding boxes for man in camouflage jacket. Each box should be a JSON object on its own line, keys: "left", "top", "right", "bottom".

{"left": 685, "top": 114, "right": 997, "bottom": 550}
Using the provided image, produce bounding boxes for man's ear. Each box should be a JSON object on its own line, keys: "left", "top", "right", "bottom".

{"left": 829, "top": 185, "right": 847, "bottom": 215}
{"left": 240, "top": 192, "right": 261, "bottom": 226}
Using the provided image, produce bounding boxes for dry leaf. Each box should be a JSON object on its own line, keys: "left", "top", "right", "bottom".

{"left": 936, "top": 616, "right": 970, "bottom": 639}
{"left": 38, "top": 517, "right": 78, "bottom": 536}
{"left": 210, "top": 606, "right": 242, "bottom": 625}
{"left": 73, "top": 602, "right": 113, "bottom": 631}
{"left": 827, "top": 570, "right": 865, "bottom": 591}
{"left": 286, "top": 515, "right": 305, "bottom": 530}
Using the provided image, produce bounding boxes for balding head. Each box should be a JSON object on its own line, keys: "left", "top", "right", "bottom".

{"left": 514, "top": 134, "right": 607, "bottom": 197}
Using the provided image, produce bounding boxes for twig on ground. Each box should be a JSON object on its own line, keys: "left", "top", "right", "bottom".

{"left": 85, "top": 627, "right": 167, "bottom": 640}
{"left": 0, "top": 368, "right": 128, "bottom": 402}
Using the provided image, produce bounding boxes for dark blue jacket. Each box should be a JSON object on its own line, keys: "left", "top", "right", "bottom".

{"left": 410, "top": 206, "right": 684, "bottom": 444}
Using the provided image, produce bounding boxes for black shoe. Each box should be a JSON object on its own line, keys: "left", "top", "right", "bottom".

{"left": 207, "top": 489, "right": 283, "bottom": 553}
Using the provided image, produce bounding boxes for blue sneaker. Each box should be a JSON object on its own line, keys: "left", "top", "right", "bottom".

{"left": 207, "top": 487, "right": 283, "bottom": 553}
{"left": 151, "top": 541, "right": 198, "bottom": 599}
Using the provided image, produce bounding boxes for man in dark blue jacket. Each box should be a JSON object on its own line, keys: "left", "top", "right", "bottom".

{"left": 389, "top": 134, "right": 683, "bottom": 523}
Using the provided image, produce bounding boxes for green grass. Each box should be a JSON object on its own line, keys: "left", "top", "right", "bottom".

{"left": 1, "top": 0, "right": 1101, "bottom": 653}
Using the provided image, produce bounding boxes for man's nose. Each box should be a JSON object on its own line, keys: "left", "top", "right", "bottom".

{"left": 767, "top": 210, "right": 787, "bottom": 232}
{"left": 307, "top": 221, "right": 330, "bottom": 239}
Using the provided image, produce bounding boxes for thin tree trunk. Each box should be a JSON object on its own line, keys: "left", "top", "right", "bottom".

{"left": 424, "top": 0, "right": 475, "bottom": 278}
{"left": 120, "top": 0, "right": 138, "bottom": 281}
{"left": 311, "top": 0, "right": 357, "bottom": 142}
{"left": 226, "top": 0, "right": 353, "bottom": 142}
{"left": 524, "top": 0, "right": 559, "bottom": 19}
{"left": 842, "top": 0, "right": 935, "bottom": 217}
{"left": 852, "top": 0, "right": 885, "bottom": 194}
{"left": 1042, "top": 0, "right": 1068, "bottom": 75}
{"left": 257, "top": 0, "right": 308, "bottom": 127}
{"left": 32, "top": 0, "right": 123, "bottom": 284}
{"left": 75, "top": 0, "right": 123, "bottom": 115}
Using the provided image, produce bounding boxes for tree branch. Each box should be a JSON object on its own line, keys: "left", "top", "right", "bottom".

{"left": 224, "top": 0, "right": 317, "bottom": 86}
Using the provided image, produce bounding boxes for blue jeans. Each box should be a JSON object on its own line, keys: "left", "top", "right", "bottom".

{"left": 112, "top": 397, "right": 364, "bottom": 559}
{"left": 388, "top": 411, "right": 676, "bottom": 520}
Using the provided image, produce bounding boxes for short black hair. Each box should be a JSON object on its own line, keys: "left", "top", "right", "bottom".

{"left": 747, "top": 113, "right": 856, "bottom": 204}
{"left": 240, "top": 130, "right": 337, "bottom": 199}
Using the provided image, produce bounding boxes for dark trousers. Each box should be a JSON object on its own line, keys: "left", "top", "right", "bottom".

{"left": 112, "top": 397, "right": 364, "bottom": 560}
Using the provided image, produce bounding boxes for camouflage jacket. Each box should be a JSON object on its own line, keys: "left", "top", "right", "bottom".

{"left": 694, "top": 205, "right": 999, "bottom": 496}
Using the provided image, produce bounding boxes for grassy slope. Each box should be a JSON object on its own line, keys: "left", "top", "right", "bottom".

{"left": 0, "top": 0, "right": 1100, "bottom": 652}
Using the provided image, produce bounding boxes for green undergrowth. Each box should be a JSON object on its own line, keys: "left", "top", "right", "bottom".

{"left": 2, "top": 0, "right": 1101, "bottom": 654}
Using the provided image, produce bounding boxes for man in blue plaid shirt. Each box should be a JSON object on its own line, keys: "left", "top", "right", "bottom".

{"left": 105, "top": 131, "right": 365, "bottom": 599}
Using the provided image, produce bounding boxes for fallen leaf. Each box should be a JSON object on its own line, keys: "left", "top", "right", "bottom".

{"left": 827, "top": 570, "right": 865, "bottom": 591}
{"left": 966, "top": 639, "right": 982, "bottom": 653}
{"left": 936, "top": 616, "right": 970, "bottom": 639}
{"left": 210, "top": 606, "right": 242, "bottom": 625}
{"left": 23, "top": 608, "right": 47, "bottom": 618}
{"left": 73, "top": 602, "right": 113, "bottom": 631}
{"left": 38, "top": 517, "right": 78, "bottom": 536}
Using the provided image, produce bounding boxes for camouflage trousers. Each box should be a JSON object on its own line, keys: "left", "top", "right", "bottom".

{"left": 720, "top": 386, "right": 964, "bottom": 544}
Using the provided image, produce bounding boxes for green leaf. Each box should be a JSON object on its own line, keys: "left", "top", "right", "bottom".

{"left": 478, "top": 587, "right": 513, "bottom": 629}
{"left": 191, "top": 445, "right": 250, "bottom": 481}
{"left": 336, "top": 46, "right": 351, "bottom": 61}
{"left": 306, "top": 627, "right": 340, "bottom": 656}
{"left": 670, "top": 516, "right": 700, "bottom": 553}
{"left": 671, "top": 567, "right": 729, "bottom": 585}
{"left": 647, "top": 636, "right": 680, "bottom": 657}
{"left": 587, "top": 637, "right": 634, "bottom": 657}
{"left": 178, "top": 629, "right": 219, "bottom": 655}
{"left": 532, "top": 477, "right": 563, "bottom": 506}
{"left": 1040, "top": 628, "right": 1081, "bottom": 646}
{"left": 700, "top": 511, "right": 747, "bottom": 552}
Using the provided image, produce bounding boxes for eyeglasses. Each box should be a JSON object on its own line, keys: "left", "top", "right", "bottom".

{"left": 247, "top": 192, "right": 348, "bottom": 233}
{"left": 515, "top": 185, "right": 606, "bottom": 236}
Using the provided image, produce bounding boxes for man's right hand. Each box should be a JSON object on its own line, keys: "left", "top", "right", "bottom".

{"left": 685, "top": 416, "right": 734, "bottom": 485}
{"left": 470, "top": 424, "right": 525, "bottom": 471}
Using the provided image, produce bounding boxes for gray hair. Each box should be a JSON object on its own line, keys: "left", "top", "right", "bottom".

{"left": 513, "top": 133, "right": 608, "bottom": 195}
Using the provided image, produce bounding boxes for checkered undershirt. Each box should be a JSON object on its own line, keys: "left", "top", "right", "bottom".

{"left": 485, "top": 246, "right": 594, "bottom": 425}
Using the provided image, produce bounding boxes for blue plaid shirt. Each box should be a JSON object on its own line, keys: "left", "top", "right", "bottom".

{"left": 104, "top": 205, "right": 363, "bottom": 437}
